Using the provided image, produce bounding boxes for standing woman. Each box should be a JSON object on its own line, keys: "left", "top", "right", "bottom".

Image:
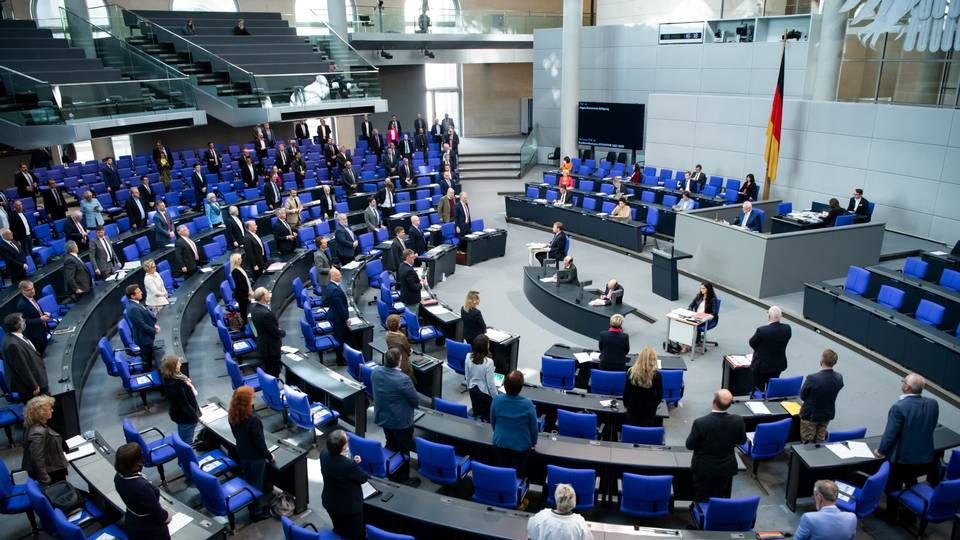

{"left": 461, "top": 290, "right": 487, "bottom": 350}
{"left": 80, "top": 190, "right": 105, "bottom": 228}
{"left": 319, "top": 429, "right": 368, "bottom": 539}
{"left": 205, "top": 193, "right": 223, "bottom": 227}
{"left": 114, "top": 442, "right": 171, "bottom": 540}
{"left": 231, "top": 252, "right": 252, "bottom": 323}
{"left": 21, "top": 395, "right": 68, "bottom": 485}
{"left": 384, "top": 314, "right": 415, "bottom": 383}
{"left": 142, "top": 259, "right": 169, "bottom": 313}
{"left": 161, "top": 355, "right": 200, "bottom": 445}
{"left": 464, "top": 334, "right": 498, "bottom": 422}
{"left": 622, "top": 347, "right": 663, "bottom": 427}
{"left": 228, "top": 386, "right": 272, "bottom": 520}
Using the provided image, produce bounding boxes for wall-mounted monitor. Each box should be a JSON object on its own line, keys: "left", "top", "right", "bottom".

{"left": 577, "top": 102, "right": 645, "bottom": 150}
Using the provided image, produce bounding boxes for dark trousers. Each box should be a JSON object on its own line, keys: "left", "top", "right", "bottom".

{"left": 383, "top": 426, "right": 414, "bottom": 481}
{"left": 693, "top": 473, "right": 733, "bottom": 502}
{"left": 534, "top": 252, "right": 558, "bottom": 267}
{"left": 237, "top": 298, "right": 249, "bottom": 324}
{"left": 887, "top": 460, "right": 938, "bottom": 494}
{"left": 194, "top": 189, "right": 204, "bottom": 211}
{"left": 752, "top": 370, "right": 781, "bottom": 393}
{"left": 494, "top": 446, "right": 530, "bottom": 479}
{"left": 240, "top": 458, "right": 267, "bottom": 516}
{"left": 468, "top": 386, "right": 492, "bottom": 422}
{"left": 263, "top": 354, "right": 282, "bottom": 378}
{"left": 139, "top": 341, "right": 158, "bottom": 371}
{"left": 328, "top": 510, "right": 364, "bottom": 540}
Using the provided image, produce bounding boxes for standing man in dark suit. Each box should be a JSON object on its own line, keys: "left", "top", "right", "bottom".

{"left": 877, "top": 373, "right": 940, "bottom": 509}
{"left": 125, "top": 188, "right": 148, "bottom": 230}
{"left": 225, "top": 206, "right": 244, "bottom": 251}
{"left": 9, "top": 200, "right": 33, "bottom": 256}
{"left": 240, "top": 155, "right": 257, "bottom": 188}
{"left": 454, "top": 192, "right": 473, "bottom": 237}
{"left": 847, "top": 188, "right": 870, "bottom": 218}
{"left": 0, "top": 228, "right": 28, "bottom": 283}
{"left": 272, "top": 209, "right": 297, "bottom": 255}
{"left": 536, "top": 221, "right": 567, "bottom": 266}
{"left": 190, "top": 163, "right": 206, "bottom": 212}
{"left": 320, "top": 429, "right": 369, "bottom": 540}
{"left": 101, "top": 157, "right": 122, "bottom": 206}
{"left": 397, "top": 249, "right": 423, "bottom": 314}
{"left": 249, "top": 287, "right": 285, "bottom": 376}
{"left": 387, "top": 114, "right": 402, "bottom": 135}
{"left": 685, "top": 389, "right": 747, "bottom": 501}
{"left": 431, "top": 118, "right": 443, "bottom": 144}
{"left": 174, "top": 225, "right": 203, "bottom": 277}
{"left": 324, "top": 268, "right": 349, "bottom": 366}
{"left": 318, "top": 185, "right": 337, "bottom": 221}
{"left": 597, "top": 314, "right": 630, "bottom": 371}
{"left": 363, "top": 197, "right": 381, "bottom": 233}
{"left": 275, "top": 143, "right": 290, "bottom": 173}
{"left": 90, "top": 226, "right": 119, "bottom": 278}
{"left": 63, "top": 240, "right": 90, "bottom": 301}
{"left": 398, "top": 134, "right": 414, "bottom": 162}
{"left": 413, "top": 112, "right": 427, "bottom": 135}
{"left": 263, "top": 175, "right": 282, "bottom": 211}
{"left": 358, "top": 113, "right": 373, "bottom": 142}
{"left": 137, "top": 176, "right": 155, "bottom": 209}
{"left": 690, "top": 164, "right": 707, "bottom": 192}
{"left": 340, "top": 160, "right": 358, "bottom": 195}
{"left": 2, "top": 313, "right": 47, "bottom": 399}
{"left": 291, "top": 151, "right": 307, "bottom": 190}
{"left": 203, "top": 141, "right": 222, "bottom": 176}
{"left": 414, "top": 128, "right": 428, "bottom": 154}
{"left": 42, "top": 179, "right": 68, "bottom": 221}
{"left": 371, "top": 348, "right": 419, "bottom": 483}
{"left": 152, "top": 201, "right": 174, "bottom": 246}
{"left": 14, "top": 163, "right": 38, "bottom": 204}
{"left": 443, "top": 126, "right": 460, "bottom": 152}
{"left": 798, "top": 349, "right": 844, "bottom": 444}
{"left": 317, "top": 119, "right": 332, "bottom": 143}
{"left": 733, "top": 201, "right": 762, "bottom": 232}
{"left": 17, "top": 280, "right": 50, "bottom": 355}
{"left": 242, "top": 220, "right": 267, "bottom": 278}
{"left": 407, "top": 215, "right": 427, "bottom": 255}
{"left": 748, "top": 305, "right": 792, "bottom": 392}
{"left": 386, "top": 226, "right": 408, "bottom": 273}
{"left": 294, "top": 120, "right": 311, "bottom": 143}
{"left": 64, "top": 210, "right": 89, "bottom": 251}
{"left": 125, "top": 284, "right": 159, "bottom": 371}
{"left": 332, "top": 214, "right": 358, "bottom": 265}
{"left": 369, "top": 129, "right": 384, "bottom": 161}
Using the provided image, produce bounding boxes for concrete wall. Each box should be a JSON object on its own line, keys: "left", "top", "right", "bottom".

{"left": 462, "top": 63, "right": 531, "bottom": 137}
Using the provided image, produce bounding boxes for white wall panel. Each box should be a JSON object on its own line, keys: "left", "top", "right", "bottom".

{"left": 868, "top": 139, "right": 946, "bottom": 180}
{"left": 873, "top": 105, "right": 952, "bottom": 146}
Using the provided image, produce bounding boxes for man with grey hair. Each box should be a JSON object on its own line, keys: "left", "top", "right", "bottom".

{"left": 749, "top": 305, "right": 792, "bottom": 393}
{"left": 249, "top": 286, "right": 284, "bottom": 376}
{"left": 174, "top": 224, "right": 202, "bottom": 277}
{"left": 794, "top": 480, "right": 857, "bottom": 540}
{"left": 243, "top": 220, "right": 266, "bottom": 278}
{"left": 320, "top": 428, "right": 367, "bottom": 539}
{"left": 527, "top": 483, "right": 593, "bottom": 540}
{"left": 225, "top": 205, "right": 244, "bottom": 250}
{"left": 63, "top": 239, "right": 90, "bottom": 301}
{"left": 0, "top": 228, "right": 28, "bottom": 282}
{"left": 877, "top": 372, "right": 940, "bottom": 511}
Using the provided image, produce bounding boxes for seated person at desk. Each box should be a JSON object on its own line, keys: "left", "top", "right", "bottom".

{"left": 623, "top": 348, "right": 663, "bottom": 427}
{"left": 610, "top": 176, "right": 627, "bottom": 196}
{"left": 738, "top": 173, "right": 759, "bottom": 202}
{"left": 559, "top": 169, "right": 574, "bottom": 189}
{"left": 536, "top": 222, "right": 567, "bottom": 266}
{"left": 559, "top": 156, "right": 573, "bottom": 175}
{"left": 114, "top": 442, "right": 172, "bottom": 539}
{"left": 598, "top": 314, "right": 630, "bottom": 371}
{"left": 847, "top": 188, "right": 870, "bottom": 218}
{"left": 461, "top": 290, "right": 487, "bottom": 347}
{"left": 554, "top": 184, "right": 572, "bottom": 206}
{"left": 527, "top": 484, "right": 593, "bottom": 540}
{"left": 794, "top": 480, "right": 857, "bottom": 540}
{"left": 684, "top": 281, "right": 718, "bottom": 352}
{"left": 821, "top": 198, "right": 845, "bottom": 227}
{"left": 673, "top": 191, "right": 695, "bottom": 212}
{"left": 589, "top": 279, "right": 623, "bottom": 307}
{"left": 629, "top": 164, "right": 642, "bottom": 184}
{"left": 545, "top": 256, "right": 578, "bottom": 284}
{"left": 609, "top": 197, "right": 632, "bottom": 220}
{"left": 733, "top": 200, "right": 762, "bottom": 232}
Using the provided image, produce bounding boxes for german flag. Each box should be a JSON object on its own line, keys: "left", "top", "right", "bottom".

{"left": 764, "top": 44, "right": 785, "bottom": 186}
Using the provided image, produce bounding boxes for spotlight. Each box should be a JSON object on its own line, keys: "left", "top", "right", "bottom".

{"left": 784, "top": 29, "right": 802, "bottom": 41}
{"left": 378, "top": 49, "right": 393, "bottom": 60}
{"left": 423, "top": 48, "right": 435, "bottom": 59}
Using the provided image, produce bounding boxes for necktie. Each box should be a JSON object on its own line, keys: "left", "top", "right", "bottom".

{"left": 213, "top": 151, "right": 218, "bottom": 165}
{"left": 53, "top": 189, "right": 60, "bottom": 206}
{"left": 101, "top": 238, "right": 111, "bottom": 263}
{"left": 187, "top": 238, "right": 198, "bottom": 260}
{"left": 465, "top": 203, "right": 470, "bottom": 222}
{"left": 255, "top": 234, "right": 263, "bottom": 253}
{"left": 9, "top": 240, "right": 18, "bottom": 253}
{"left": 30, "top": 297, "right": 41, "bottom": 315}
{"left": 163, "top": 213, "right": 170, "bottom": 230}
{"left": 136, "top": 199, "right": 144, "bottom": 218}
{"left": 76, "top": 219, "right": 86, "bottom": 235}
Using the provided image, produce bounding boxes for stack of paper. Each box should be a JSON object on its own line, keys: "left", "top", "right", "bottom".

{"left": 342, "top": 261, "right": 361, "bottom": 270}
{"left": 485, "top": 328, "right": 511, "bottom": 343}
{"left": 347, "top": 317, "right": 363, "bottom": 326}
{"left": 284, "top": 353, "right": 302, "bottom": 363}
{"left": 281, "top": 345, "right": 299, "bottom": 354}
{"left": 425, "top": 305, "right": 449, "bottom": 316}
{"left": 65, "top": 443, "right": 95, "bottom": 462}
{"left": 826, "top": 443, "right": 855, "bottom": 460}
{"left": 167, "top": 513, "right": 194, "bottom": 535}
{"left": 483, "top": 228, "right": 497, "bottom": 233}
{"left": 199, "top": 267, "right": 214, "bottom": 273}
{"left": 361, "top": 482, "right": 378, "bottom": 500}
{"left": 727, "top": 354, "right": 752, "bottom": 368}
{"left": 670, "top": 308, "right": 697, "bottom": 318}
{"left": 780, "top": 401, "right": 802, "bottom": 416}
{"left": 65, "top": 435, "right": 87, "bottom": 450}
{"left": 199, "top": 404, "right": 228, "bottom": 423}
{"left": 745, "top": 402, "right": 772, "bottom": 415}
{"left": 266, "top": 262, "right": 286, "bottom": 272}
{"left": 573, "top": 352, "right": 594, "bottom": 364}
{"left": 847, "top": 441, "right": 875, "bottom": 458}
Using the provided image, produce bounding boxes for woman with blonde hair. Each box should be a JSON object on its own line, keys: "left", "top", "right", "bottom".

{"left": 461, "top": 290, "right": 487, "bottom": 348}
{"left": 384, "top": 314, "right": 415, "bottom": 383}
{"left": 80, "top": 190, "right": 105, "bottom": 228}
{"left": 22, "top": 395, "right": 68, "bottom": 484}
{"left": 205, "top": 193, "right": 223, "bottom": 227}
{"left": 228, "top": 386, "right": 272, "bottom": 520}
{"left": 142, "top": 259, "right": 169, "bottom": 312}
{"left": 622, "top": 347, "right": 663, "bottom": 427}
{"left": 231, "top": 252, "right": 252, "bottom": 322}
{"left": 161, "top": 355, "right": 200, "bottom": 444}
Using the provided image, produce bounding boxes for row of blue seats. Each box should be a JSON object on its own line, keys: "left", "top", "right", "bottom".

{"left": 845, "top": 263, "right": 960, "bottom": 334}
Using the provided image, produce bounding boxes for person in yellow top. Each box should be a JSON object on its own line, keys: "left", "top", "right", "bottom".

{"left": 610, "top": 198, "right": 632, "bottom": 220}
{"left": 559, "top": 156, "right": 573, "bottom": 174}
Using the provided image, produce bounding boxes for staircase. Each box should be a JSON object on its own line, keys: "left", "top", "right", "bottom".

{"left": 457, "top": 152, "right": 521, "bottom": 180}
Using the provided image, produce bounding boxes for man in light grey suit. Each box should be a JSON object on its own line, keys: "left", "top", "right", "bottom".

{"left": 313, "top": 236, "right": 331, "bottom": 287}
{"left": 371, "top": 348, "right": 419, "bottom": 483}
{"left": 89, "top": 226, "right": 119, "bottom": 278}
{"left": 363, "top": 196, "right": 382, "bottom": 233}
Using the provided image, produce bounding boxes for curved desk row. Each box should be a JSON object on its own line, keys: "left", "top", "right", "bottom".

{"left": 541, "top": 170, "right": 726, "bottom": 212}
{"left": 522, "top": 266, "right": 634, "bottom": 339}
{"left": 505, "top": 196, "right": 648, "bottom": 253}
{"left": 864, "top": 265, "right": 960, "bottom": 332}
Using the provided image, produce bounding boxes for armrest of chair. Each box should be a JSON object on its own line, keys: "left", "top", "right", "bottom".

{"left": 902, "top": 485, "right": 931, "bottom": 515}
{"left": 225, "top": 486, "right": 259, "bottom": 509}
{"left": 139, "top": 426, "right": 166, "bottom": 440}
{"left": 301, "top": 522, "right": 319, "bottom": 532}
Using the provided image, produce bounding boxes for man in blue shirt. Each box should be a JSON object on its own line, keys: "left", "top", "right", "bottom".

{"left": 490, "top": 370, "right": 539, "bottom": 479}
{"left": 795, "top": 480, "right": 857, "bottom": 540}
{"left": 371, "top": 348, "right": 419, "bottom": 484}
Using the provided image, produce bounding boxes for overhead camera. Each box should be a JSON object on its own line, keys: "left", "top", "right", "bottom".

{"left": 378, "top": 49, "right": 393, "bottom": 60}
{"left": 784, "top": 29, "right": 802, "bottom": 41}
{"left": 423, "top": 48, "right": 435, "bottom": 59}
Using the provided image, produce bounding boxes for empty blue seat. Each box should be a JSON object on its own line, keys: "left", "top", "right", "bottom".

{"left": 737, "top": 417, "right": 792, "bottom": 476}
{"left": 876, "top": 285, "right": 905, "bottom": 310}
{"left": 843, "top": 266, "right": 870, "bottom": 295}
{"left": 540, "top": 357, "right": 575, "bottom": 390}
{"left": 470, "top": 462, "right": 528, "bottom": 509}
{"left": 620, "top": 473, "right": 673, "bottom": 518}
{"left": 621, "top": 425, "right": 664, "bottom": 445}
{"left": 366, "top": 525, "right": 414, "bottom": 540}
{"left": 590, "top": 369, "right": 625, "bottom": 396}
{"left": 826, "top": 427, "right": 867, "bottom": 443}
{"left": 556, "top": 409, "right": 598, "bottom": 440}
{"left": 890, "top": 478, "right": 960, "bottom": 536}
{"left": 940, "top": 269, "right": 960, "bottom": 292}
{"left": 434, "top": 397, "right": 469, "bottom": 418}
{"left": 415, "top": 437, "right": 471, "bottom": 486}
{"left": 915, "top": 299, "right": 946, "bottom": 327}
{"left": 661, "top": 369, "right": 684, "bottom": 406}
{"left": 752, "top": 376, "right": 803, "bottom": 399}
{"left": 692, "top": 496, "right": 760, "bottom": 531}
{"left": 903, "top": 257, "right": 929, "bottom": 280}
{"left": 348, "top": 432, "right": 407, "bottom": 479}
{"left": 834, "top": 214, "right": 855, "bottom": 226}
{"left": 836, "top": 461, "right": 888, "bottom": 519}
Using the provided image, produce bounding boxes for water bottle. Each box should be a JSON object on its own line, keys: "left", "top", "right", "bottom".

{"left": 441, "top": 272, "right": 446, "bottom": 282}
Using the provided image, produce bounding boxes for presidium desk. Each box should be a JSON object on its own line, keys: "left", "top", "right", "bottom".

{"left": 673, "top": 203, "right": 885, "bottom": 298}
{"left": 522, "top": 266, "right": 635, "bottom": 338}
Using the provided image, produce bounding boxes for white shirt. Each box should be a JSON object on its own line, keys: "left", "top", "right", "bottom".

{"left": 464, "top": 357, "right": 498, "bottom": 398}
{"left": 0, "top": 207, "right": 7, "bottom": 230}
{"left": 144, "top": 272, "right": 169, "bottom": 306}
{"left": 527, "top": 509, "right": 593, "bottom": 540}
{"left": 740, "top": 211, "right": 752, "bottom": 229}
{"left": 17, "top": 213, "right": 29, "bottom": 234}
{"left": 99, "top": 237, "right": 113, "bottom": 263}
{"left": 852, "top": 197, "right": 861, "bottom": 211}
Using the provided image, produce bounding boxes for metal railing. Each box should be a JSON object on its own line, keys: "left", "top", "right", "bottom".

{"left": 350, "top": 5, "right": 568, "bottom": 34}
{"left": 0, "top": 65, "right": 63, "bottom": 126}
{"left": 519, "top": 125, "right": 541, "bottom": 178}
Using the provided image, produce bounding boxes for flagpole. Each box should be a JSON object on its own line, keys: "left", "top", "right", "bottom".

{"left": 763, "top": 35, "right": 787, "bottom": 201}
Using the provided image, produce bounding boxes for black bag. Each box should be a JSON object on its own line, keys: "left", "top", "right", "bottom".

{"left": 664, "top": 340, "right": 682, "bottom": 354}
{"left": 44, "top": 480, "right": 82, "bottom": 513}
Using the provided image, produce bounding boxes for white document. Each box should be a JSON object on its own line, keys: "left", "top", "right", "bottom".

{"left": 65, "top": 435, "right": 86, "bottom": 450}
{"left": 727, "top": 354, "right": 753, "bottom": 368}
{"left": 670, "top": 308, "right": 697, "bottom": 318}
{"left": 425, "top": 305, "right": 449, "bottom": 316}
{"left": 199, "top": 266, "right": 214, "bottom": 273}
{"left": 281, "top": 345, "right": 299, "bottom": 354}
{"left": 65, "top": 443, "right": 95, "bottom": 462}
{"left": 347, "top": 317, "right": 363, "bottom": 326}
{"left": 361, "top": 482, "right": 378, "bottom": 500}
{"left": 483, "top": 228, "right": 497, "bottom": 233}
{"left": 167, "top": 512, "right": 193, "bottom": 535}
{"left": 745, "top": 401, "right": 772, "bottom": 415}
{"left": 342, "top": 260, "right": 361, "bottom": 270}
{"left": 122, "top": 261, "right": 142, "bottom": 270}
{"left": 266, "top": 262, "right": 286, "bottom": 272}
{"left": 599, "top": 399, "right": 614, "bottom": 407}
{"left": 134, "top": 375, "right": 153, "bottom": 385}
{"left": 485, "top": 328, "right": 511, "bottom": 343}
{"left": 573, "top": 352, "right": 594, "bottom": 364}
{"left": 199, "top": 404, "right": 227, "bottom": 423}
{"left": 847, "top": 441, "right": 875, "bottom": 458}
{"left": 930, "top": 250, "right": 948, "bottom": 256}
{"left": 826, "top": 442, "right": 856, "bottom": 460}
{"left": 284, "top": 353, "right": 302, "bottom": 363}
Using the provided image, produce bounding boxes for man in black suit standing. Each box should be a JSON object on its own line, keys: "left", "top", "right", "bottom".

{"left": 14, "top": 163, "right": 38, "bottom": 204}
{"left": 690, "top": 164, "right": 707, "bottom": 192}
{"left": 17, "top": 280, "right": 50, "bottom": 355}
{"left": 317, "top": 119, "right": 332, "bottom": 143}
{"left": 243, "top": 220, "right": 267, "bottom": 278}
{"left": 386, "top": 226, "right": 408, "bottom": 273}
{"left": 294, "top": 120, "right": 311, "bottom": 143}
{"left": 0, "top": 228, "right": 29, "bottom": 283}
{"left": 174, "top": 225, "right": 204, "bottom": 277}
{"left": 414, "top": 128, "right": 428, "bottom": 155}
{"left": 264, "top": 176, "right": 282, "bottom": 211}
{"left": 358, "top": 113, "right": 373, "bottom": 142}
{"left": 137, "top": 176, "right": 155, "bottom": 209}
{"left": 225, "top": 206, "right": 244, "bottom": 251}
{"left": 407, "top": 215, "right": 427, "bottom": 255}
{"left": 332, "top": 214, "right": 358, "bottom": 266}
{"left": 203, "top": 141, "right": 221, "bottom": 176}
{"left": 63, "top": 210, "right": 89, "bottom": 251}
{"left": 397, "top": 157, "right": 413, "bottom": 188}
{"left": 9, "top": 200, "right": 33, "bottom": 256}
{"left": 847, "top": 188, "right": 870, "bottom": 219}
{"left": 240, "top": 155, "right": 257, "bottom": 188}
{"left": 90, "top": 226, "right": 119, "bottom": 279}
{"left": 454, "top": 192, "right": 473, "bottom": 237}
{"left": 413, "top": 112, "right": 427, "bottom": 135}
{"left": 125, "top": 187, "right": 148, "bottom": 230}
{"left": 340, "top": 160, "right": 358, "bottom": 195}
{"left": 369, "top": 129, "right": 385, "bottom": 161}
{"left": 101, "top": 157, "right": 122, "bottom": 206}
{"left": 398, "top": 134, "right": 414, "bottom": 162}
{"left": 748, "top": 305, "right": 792, "bottom": 392}
{"left": 275, "top": 142, "right": 290, "bottom": 173}
{"left": 320, "top": 429, "right": 369, "bottom": 539}
{"left": 63, "top": 240, "right": 90, "bottom": 301}
{"left": 387, "top": 114, "right": 402, "bottom": 135}
{"left": 877, "top": 373, "right": 940, "bottom": 507}
{"left": 397, "top": 249, "right": 423, "bottom": 314}
{"left": 324, "top": 268, "right": 350, "bottom": 366}
{"left": 2, "top": 313, "right": 47, "bottom": 399}
{"left": 318, "top": 185, "right": 337, "bottom": 221}
{"left": 536, "top": 221, "right": 567, "bottom": 266}
{"left": 125, "top": 284, "right": 160, "bottom": 370}
{"left": 685, "top": 389, "right": 747, "bottom": 501}
{"left": 190, "top": 163, "right": 206, "bottom": 211}
{"left": 798, "top": 349, "right": 844, "bottom": 444}
{"left": 249, "top": 287, "right": 285, "bottom": 376}
{"left": 42, "top": 179, "right": 68, "bottom": 221}
{"left": 273, "top": 209, "right": 297, "bottom": 255}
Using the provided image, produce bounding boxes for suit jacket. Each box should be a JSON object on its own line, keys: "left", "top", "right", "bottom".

{"left": 203, "top": 149, "right": 221, "bottom": 171}
{"left": 733, "top": 211, "right": 762, "bottom": 232}
{"left": 414, "top": 132, "right": 428, "bottom": 152}
{"left": 275, "top": 149, "right": 290, "bottom": 172}
{"left": 371, "top": 366, "right": 419, "bottom": 430}
{"left": 369, "top": 133, "right": 384, "bottom": 155}
{"left": 691, "top": 171, "right": 707, "bottom": 192}
{"left": 548, "top": 231, "right": 567, "bottom": 261}
{"left": 101, "top": 165, "right": 121, "bottom": 190}
{"left": 41, "top": 187, "right": 68, "bottom": 220}
{"left": 383, "top": 153, "right": 398, "bottom": 174}
{"left": 9, "top": 212, "right": 30, "bottom": 243}
{"left": 323, "top": 281, "right": 349, "bottom": 340}
{"left": 243, "top": 233, "right": 267, "bottom": 278}
{"left": 2, "top": 334, "right": 47, "bottom": 399}
{"left": 799, "top": 369, "right": 844, "bottom": 423}
{"left": 320, "top": 451, "right": 369, "bottom": 516}
{"left": 313, "top": 250, "right": 331, "bottom": 287}
{"left": 387, "top": 236, "right": 408, "bottom": 273}
{"left": 191, "top": 171, "right": 206, "bottom": 197}
{"left": 688, "top": 293, "right": 717, "bottom": 315}
{"left": 847, "top": 196, "right": 870, "bottom": 216}
{"left": 443, "top": 150, "right": 458, "bottom": 171}
{"left": 431, "top": 123, "right": 443, "bottom": 141}
{"left": 318, "top": 193, "right": 337, "bottom": 219}
{"left": 0, "top": 239, "right": 27, "bottom": 280}
{"left": 114, "top": 473, "right": 169, "bottom": 536}
{"left": 90, "top": 235, "right": 118, "bottom": 276}
{"left": 397, "top": 162, "right": 413, "bottom": 186}
{"left": 408, "top": 225, "right": 427, "bottom": 254}
{"left": 444, "top": 132, "right": 460, "bottom": 150}
{"left": 232, "top": 267, "right": 251, "bottom": 310}
{"left": 125, "top": 197, "right": 148, "bottom": 229}
{"left": 17, "top": 295, "right": 48, "bottom": 354}
{"left": 240, "top": 161, "right": 257, "bottom": 187}
{"left": 397, "top": 262, "right": 421, "bottom": 305}
{"left": 317, "top": 124, "right": 332, "bottom": 141}
{"left": 13, "top": 171, "right": 37, "bottom": 199}
{"left": 598, "top": 329, "right": 630, "bottom": 371}
{"left": 438, "top": 196, "right": 456, "bottom": 223}
{"left": 461, "top": 307, "right": 487, "bottom": 347}
{"left": 174, "top": 236, "right": 202, "bottom": 277}
{"left": 557, "top": 264, "right": 578, "bottom": 284}
{"left": 63, "top": 254, "right": 90, "bottom": 295}
{"left": 794, "top": 505, "right": 857, "bottom": 540}
{"left": 364, "top": 206, "right": 382, "bottom": 232}
{"left": 878, "top": 394, "right": 940, "bottom": 464}
{"left": 126, "top": 301, "right": 157, "bottom": 347}
{"left": 685, "top": 411, "right": 747, "bottom": 477}
{"left": 341, "top": 168, "right": 358, "bottom": 194}
{"left": 272, "top": 219, "right": 296, "bottom": 254}
{"left": 413, "top": 118, "right": 427, "bottom": 134}
{"left": 332, "top": 225, "right": 357, "bottom": 262}
{"left": 399, "top": 139, "right": 414, "bottom": 158}
{"left": 748, "top": 322, "right": 792, "bottom": 375}
{"left": 225, "top": 215, "right": 245, "bottom": 250}
{"left": 264, "top": 181, "right": 282, "bottom": 210}
{"left": 455, "top": 202, "right": 472, "bottom": 234}
{"left": 250, "top": 303, "right": 285, "bottom": 359}
{"left": 823, "top": 207, "right": 845, "bottom": 227}
{"left": 359, "top": 121, "right": 373, "bottom": 140}
{"left": 152, "top": 210, "right": 173, "bottom": 245}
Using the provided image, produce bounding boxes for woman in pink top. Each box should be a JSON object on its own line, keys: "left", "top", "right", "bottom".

{"left": 386, "top": 126, "right": 399, "bottom": 147}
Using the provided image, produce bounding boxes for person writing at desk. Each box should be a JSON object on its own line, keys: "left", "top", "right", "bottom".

{"left": 551, "top": 256, "right": 578, "bottom": 284}
{"left": 821, "top": 198, "right": 845, "bottom": 227}
{"left": 673, "top": 191, "right": 695, "bottom": 212}
{"left": 610, "top": 198, "right": 632, "bottom": 220}
{"left": 622, "top": 347, "right": 663, "bottom": 427}
{"left": 847, "top": 188, "right": 870, "bottom": 218}
{"left": 683, "top": 281, "right": 717, "bottom": 352}
{"left": 738, "top": 173, "right": 758, "bottom": 202}
{"left": 611, "top": 176, "right": 626, "bottom": 196}
{"left": 536, "top": 222, "right": 567, "bottom": 266}
{"left": 733, "top": 200, "right": 761, "bottom": 232}
{"left": 554, "top": 185, "right": 571, "bottom": 206}
{"left": 590, "top": 279, "right": 623, "bottom": 306}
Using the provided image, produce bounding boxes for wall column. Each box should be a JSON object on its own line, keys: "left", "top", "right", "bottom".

{"left": 327, "top": 0, "right": 349, "bottom": 39}
{"left": 559, "top": 0, "right": 582, "bottom": 158}
{"left": 812, "top": 0, "right": 846, "bottom": 101}
{"left": 90, "top": 137, "right": 115, "bottom": 160}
